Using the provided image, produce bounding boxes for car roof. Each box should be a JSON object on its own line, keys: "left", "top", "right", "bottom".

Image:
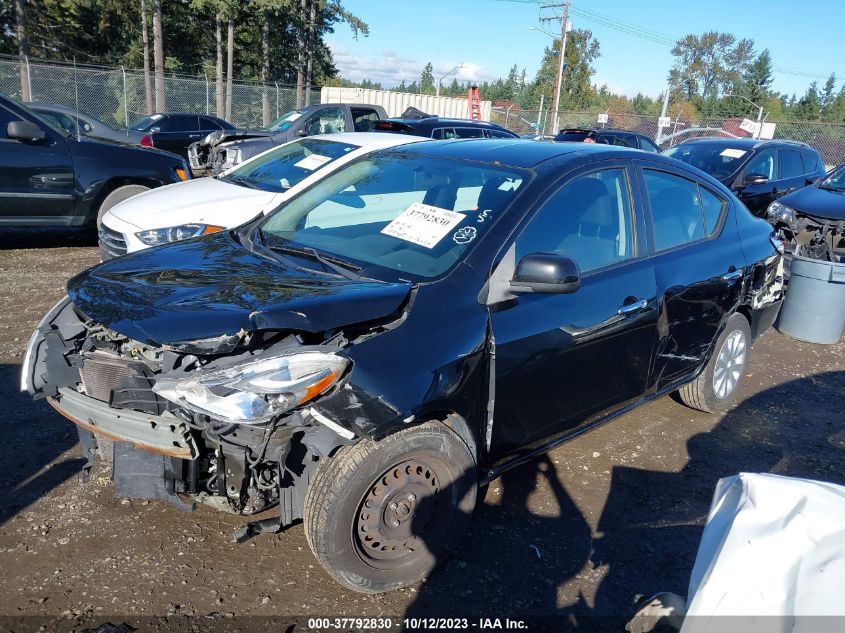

{"left": 677, "top": 137, "right": 814, "bottom": 151}
{"left": 387, "top": 116, "right": 506, "bottom": 128}
{"left": 560, "top": 127, "right": 646, "bottom": 135}
{"left": 308, "top": 131, "right": 430, "bottom": 148}
{"left": 380, "top": 137, "right": 654, "bottom": 168}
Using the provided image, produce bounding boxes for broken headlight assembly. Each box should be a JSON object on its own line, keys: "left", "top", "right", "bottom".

{"left": 136, "top": 223, "right": 225, "bottom": 246}
{"left": 766, "top": 200, "right": 797, "bottom": 229}
{"left": 152, "top": 351, "right": 349, "bottom": 424}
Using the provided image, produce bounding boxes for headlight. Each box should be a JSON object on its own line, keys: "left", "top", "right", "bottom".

{"left": 152, "top": 352, "right": 349, "bottom": 424}
{"left": 766, "top": 200, "right": 797, "bottom": 227}
{"left": 222, "top": 147, "right": 241, "bottom": 169}
{"left": 135, "top": 223, "right": 225, "bottom": 246}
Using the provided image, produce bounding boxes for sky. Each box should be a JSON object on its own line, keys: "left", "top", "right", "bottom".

{"left": 325, "top": 0, "right": 845, "bottom": 99}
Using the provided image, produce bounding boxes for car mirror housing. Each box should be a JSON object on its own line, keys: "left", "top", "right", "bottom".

{"left": 297, "top": 129, "right": 308, "bottom": 137}
{"left": 509, "top": 252, "right": 581, "bottom": 295}
{"left": 744, "top": 173, "right": 769, "bottom": 185}
{"left": 7, "top": 120, "right": 46, "bottom": 143}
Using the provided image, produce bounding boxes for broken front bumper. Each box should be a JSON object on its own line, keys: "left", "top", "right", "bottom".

{"left": 49, "top": 387, "right": 198, "bottom": 459}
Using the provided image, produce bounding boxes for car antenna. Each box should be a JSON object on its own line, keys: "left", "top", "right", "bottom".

{"left": 73, "top": 57, "right": 81, "bottom": 141}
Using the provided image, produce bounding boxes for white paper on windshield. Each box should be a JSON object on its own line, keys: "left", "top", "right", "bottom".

{"left": 720, "top": 148, "right": 746, "bottom": 158}
{"left": 294, "top": 154, "right": 333, "bottom": 171}
{"left": 381, "top": 203, "right": 466, "bottom": 249}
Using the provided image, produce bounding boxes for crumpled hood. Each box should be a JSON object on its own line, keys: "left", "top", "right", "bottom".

{"left": 67, "top": 233, "right": 412, "bottom": 348}
{"left": 779, "top": 184, "right": 845, "bottom": 222}
{"left": 204, "top": 128, "right": 273, "bottom": 146}
{"left": 108, "top": 178, "right": 277, "bottom": 229}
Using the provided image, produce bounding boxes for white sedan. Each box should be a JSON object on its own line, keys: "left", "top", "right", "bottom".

{"left": 98, "top": 132, "right": 427, "bottom": 258}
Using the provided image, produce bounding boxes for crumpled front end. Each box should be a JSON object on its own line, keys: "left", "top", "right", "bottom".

{"left": 21, "top": 297, "right": 378, "bottom": 531}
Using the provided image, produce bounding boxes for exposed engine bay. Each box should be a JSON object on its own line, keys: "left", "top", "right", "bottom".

{"left": 23, "top": 298, "right": 363, "bottom": 537}
{"left": 768, "top": 202, "right": 845, "bottom": 263}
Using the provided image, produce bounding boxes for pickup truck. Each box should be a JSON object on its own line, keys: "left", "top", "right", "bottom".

{"left": 188, "top": 102, "right": 387, "bottom": 175}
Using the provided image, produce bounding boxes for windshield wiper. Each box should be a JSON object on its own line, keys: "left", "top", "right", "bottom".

{"left": 819, "top": 185, "right": 845, "bottom": 192}
{"left": 226, "top": 175, "right": 264, "bottom": 190}
{"left": 269, "top": 244, "right": 363, "bottom": 281}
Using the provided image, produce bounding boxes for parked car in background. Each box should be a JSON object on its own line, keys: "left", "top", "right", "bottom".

{"left": 130, "top": 112, "right": 235, "bottom": 159}
{"left": 24, "top": 140, "right": 783, "bottom": 594}
{"left": 26, "top": 102, "right": 148, "bottom": 146}
{"left": 371, "top": 115, "right": 519, "bottom": 140}
{"left": 663, "top": 138, "right": 826, "bottom": 217}
{"left": 554, "top": 127, "right": 660, "bottom": 152}
{"left": 188, "top": 103, "right": 387, "bottom": 175}
{"left": 99, "top": 132, "right": 427, "bottom": 258}
{"left": 0, "top": 92, "right": 190, "bottom": 229}
{"left": 767, "top": 163, "right": 845, "bottom": 261}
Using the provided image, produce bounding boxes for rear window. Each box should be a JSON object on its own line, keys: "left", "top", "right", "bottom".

{"left": 554, "top": 130, "right": 595, "bottom": 142}
{"left": 371, "top": 120, "right": 416, "bottom": 134}
{"left": 663, "top": 144, "right": 748, "bottom": 180}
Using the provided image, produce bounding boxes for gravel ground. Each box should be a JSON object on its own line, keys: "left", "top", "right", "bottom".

{"left": 0, "top": 236, "right": 842, "bottom": 632}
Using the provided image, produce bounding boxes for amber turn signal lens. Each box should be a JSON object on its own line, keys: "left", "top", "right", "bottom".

{"left": 175, "top": 168, "right": 189, "bottom": 181}
{"left": 201, "top": 225, "right": 225, "bottom": 235}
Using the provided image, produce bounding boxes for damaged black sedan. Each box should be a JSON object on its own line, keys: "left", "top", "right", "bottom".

{"left": 22, "top": 140, "right": 783, "bottom": 594}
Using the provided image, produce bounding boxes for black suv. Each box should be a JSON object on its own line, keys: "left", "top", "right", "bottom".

{"left": 372, "top": 116, "right": 519, "bottom": 139}
{"left": 663, "top": 138, "right": 827, "bottom": 217}
{"left": 554, "top": 127, "right": 660, "bottom": 152}
{"left": 0, "top": 93, "right": 191, "bottom": 229}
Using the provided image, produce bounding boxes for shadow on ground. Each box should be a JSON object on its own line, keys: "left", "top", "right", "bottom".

{"left": 403, "top": 371, "right": 845, "bottom": 630}
{"left": 0, "top": 363, "right": 83, "bottom": 526}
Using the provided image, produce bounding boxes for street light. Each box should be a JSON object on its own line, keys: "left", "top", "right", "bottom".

{"left": 436, "top": 63, "right": 464, "bottom": 97}
{"left": 528, "top": 25, "right": 557, "bottom": 38}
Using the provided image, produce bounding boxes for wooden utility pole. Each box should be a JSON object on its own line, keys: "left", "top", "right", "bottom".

{"left": 540, "top": 0, "right": 570, "bottom": 135}
{"left": 225, "top": 14, "right": 234, "bottom": 120}
{"left": 141, "top": 0, "right": 153, "bottom": 114}
{"left": 304, "top": 0, "right": 316, "bottom": 106}
{"left": 152, "top": 0, "right": 166, "bottom": 111}
{"left": 215, "top": 13, "right": 224, "bottom": 118}
{"left": 295, "top": 0, "right": 306, "bottom": 108}
{"left": 14, "top": 0, "right": 31, "bottom": 102}
{"left": 261, "top": 11, "right": 271, "bottom": 125}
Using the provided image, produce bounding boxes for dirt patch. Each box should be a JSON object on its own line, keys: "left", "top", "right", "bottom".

{"left": 0, "top": 242, "right": 842, "bottom": 629}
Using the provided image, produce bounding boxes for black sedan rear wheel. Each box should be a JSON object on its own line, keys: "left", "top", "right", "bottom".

{"left": 303, "top": 422, "right": 476, "bottom": 594}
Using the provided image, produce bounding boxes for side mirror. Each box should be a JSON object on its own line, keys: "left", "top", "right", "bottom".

{"left": 509, "top": 252, "right": 581, "bottom": 295}
{"left": 149, "top": 126, "right": 161, "bottom": 133}
{"left": 297, "top": 129, "right": 308, "bottom": 137}
{"left": 744, "top": 172, "right": 769, "bottom": 185}
{"left": 7, "top": 120, "right": 46, "bottom": 143}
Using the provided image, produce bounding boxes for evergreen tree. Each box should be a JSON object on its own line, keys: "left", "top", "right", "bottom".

{"left": 419, "top": 62, "right": 435, "bottom": 95}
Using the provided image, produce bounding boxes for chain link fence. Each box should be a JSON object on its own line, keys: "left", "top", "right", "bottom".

{"left": 493, "top": 107, "right": 845, "bottom": 168}
{"left": 0, "top": 55, "right": 320, "bottom": 129}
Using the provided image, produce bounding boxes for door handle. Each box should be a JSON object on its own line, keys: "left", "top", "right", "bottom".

{"left": 617, "top": 298, "right": 648, "bottom": 316}
{"left": 189, "top": 134, "right": 201, "bottom": 138}
{"left": 722, "top": 268, "right": 743, "bottom": 282}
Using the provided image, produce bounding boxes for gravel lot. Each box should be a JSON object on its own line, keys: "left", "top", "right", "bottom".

{"left": 0, "top": 234, "right": 843, "bottom": 631}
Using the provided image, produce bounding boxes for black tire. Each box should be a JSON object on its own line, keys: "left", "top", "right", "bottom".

{"left": 678, "top": 313, "right": 752, "bottom": 413}
{"left": 96, "top": 184, "right": 150, "bottom": 227}
{"left": 303, "top": 422, "right": 477, "bottom": 594}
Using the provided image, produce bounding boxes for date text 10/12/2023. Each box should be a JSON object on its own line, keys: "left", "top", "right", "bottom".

{"left": 306, "top": 617, "right": 530, "bottom": 631}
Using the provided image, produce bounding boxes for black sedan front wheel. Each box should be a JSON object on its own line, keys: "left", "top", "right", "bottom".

{"left": 304, "top": 422, "right": 476, "bottom": 593}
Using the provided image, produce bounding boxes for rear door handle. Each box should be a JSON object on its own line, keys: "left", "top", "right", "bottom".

{"left": 722, "top": 269, "right": 743, "bottom": 282}
{"left": 617, "top": 299, "right": 648, "bottom": 316}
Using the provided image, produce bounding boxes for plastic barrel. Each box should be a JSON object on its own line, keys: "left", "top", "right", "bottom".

{"left": 777, "top": 254, "right": 845, "bottom": 344}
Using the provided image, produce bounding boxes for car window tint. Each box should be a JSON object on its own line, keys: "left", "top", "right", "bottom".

{"left": 454, "top": 127, "right": 485, "bottom": 139}
{"left": 613, "top": 135, "right": 633, "bottom": 147}
{"left": 516, "top": 168, "right": 635, "bottom": 273}
{"left": 644, "top": 170, "right": 705, "bottom": 251}
{"left": 0, "top": 105, "right": 18, "bottom": 137}
{"left": 779, "top": 149, "right": 804, "bottom": 179}
{"left": 439, "top": 128, "right": 459, "bottom": 139}
{"left": 351, "top": 108, "right": 379, "bottom": 132}
{"left": 699, "top": 187, "right": 725, "bottom": 236}
{"left": 639, "top": 137, "right": 659, "bottom": 153}
{"left": 303, "top": 107, "right": 345, "bottom": 135}
{"left": 744, "top": 149, "right": 777, "bottom": 180}
{"left": 37, "top": 111, "right": 71, "bottom": 132}
{"left": 488, "top": 129, "right": 514, "bottom": 138}
{"left": 800, "top": 150, "right": 820, "bottom": 174}
{"left": 199, "top": 117, "right": 223, "bottom": 130}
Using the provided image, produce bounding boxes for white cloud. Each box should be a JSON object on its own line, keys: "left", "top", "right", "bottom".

{"left": 328, "top": 44, "right": 497, "bottom": 87}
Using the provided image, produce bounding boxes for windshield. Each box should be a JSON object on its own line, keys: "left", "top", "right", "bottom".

{"left": 11, "top": 100, "right": 70, "bottom": 137}
{"left": 663, "top": 144, "right": 748, "bottom": 179}
{"left": 820, "top": 166, "right": 845, "bottom": 191}
{"left": 129, "top": 113, "right": 163, "bottom": 131}
{"left": 269, "top": 109, "right": 306, "bottom": 132}
{"left": 222, "top": 138, "right": 359, "bottom": 193}
{"left": 258, "top": 154, "right": 528, "bottom": 280}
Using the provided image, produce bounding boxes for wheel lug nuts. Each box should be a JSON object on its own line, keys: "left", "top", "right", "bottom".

{"left": 408, "top": 493, "right": 416, "bottom": 501}
{"left": 389, "top": 502, "right": 397, "bottom": 510}
{"left": 391, "top": 520, "right": 400, "bottom": 527}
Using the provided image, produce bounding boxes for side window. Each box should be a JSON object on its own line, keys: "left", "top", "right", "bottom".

{"left": 801, "top": 150, "right": 820, "bottom": 175}
{"left": 779, "top": 149, "right": 804, "bottom": 179}
{"left": 698, "top": 187, "right": 726, "bottom": 236}
{"left": 0, "top": 105, "right": 16, "bottom": 138}
{"left": 639, "top": 137, "right": 660, "bottom": 153}
{"left": 303, "top": 107, "right": 345, "bottom": 135}
{"left": 199, "top": 117, "right": 223, "bottom": 130}
{"left": 488, "top": 129, "right": 514, "bottom": 139}
{"left": 351, "top": 108, "right": 379, "bottom": 132}
{"left": 613, "top": 135, "right": 633, "bottom": 147}
{"left": 643, "top": 170, "right": 705, "bottom": 251}
{"left": 454, "top": 127, "right": 485, "bottom": 139}
{"left": 744, "top": 149, "right": 777, "bottom": 180}
{"left": 595, "top": 134, "right": 615, "bottom": 145}
{"left": 439, "top": 128, "right": 458, "bottom": 139}
{"left": 38, "top": 112, "right": 72, "bottom": 132}
{"left": 516, "top": 168, "right": 635, "bottom": 273}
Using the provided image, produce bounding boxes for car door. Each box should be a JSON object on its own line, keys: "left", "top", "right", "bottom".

{"left": 638, "top": 164, "right": 746, "bottom": 388}
{"left": 151, "top": 115, "right": 200, "bottom": 157}
{"left": 735, "top": 147, "right": 779, "bottom": 216}
{"left": 489, "top": 162, "right": 658, "bottom": 456}
{"left": 0, "top": 101, "right": 75, "bottom": 224}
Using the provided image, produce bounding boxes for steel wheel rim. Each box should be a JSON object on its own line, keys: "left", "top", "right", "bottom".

{"left": 353, "top": 456, "right": 454, "bottom": 570}
{"left": 713, "top": 329, "right": 746, "bottom": 400}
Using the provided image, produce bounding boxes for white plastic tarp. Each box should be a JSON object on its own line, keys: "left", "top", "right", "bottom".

{"left": 681, "top": 473, "right": 845, "bottom": 633}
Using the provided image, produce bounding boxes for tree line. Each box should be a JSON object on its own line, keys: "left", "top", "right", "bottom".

{"left": 4, "top": 0, "right": 367, "bottom": 122}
